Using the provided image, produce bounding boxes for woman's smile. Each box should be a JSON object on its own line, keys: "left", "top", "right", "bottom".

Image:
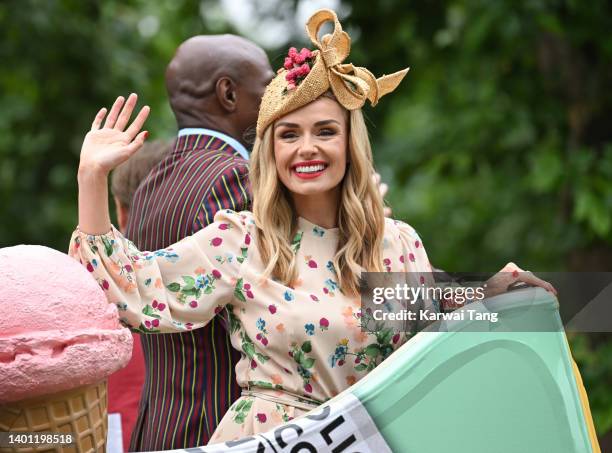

{"left": 292, "top": 160, "right": 328, "bottom": 179}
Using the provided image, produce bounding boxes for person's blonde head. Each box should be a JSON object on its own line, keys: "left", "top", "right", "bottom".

{"left": 250, "top": 94, "right": 385, "bottom": 296}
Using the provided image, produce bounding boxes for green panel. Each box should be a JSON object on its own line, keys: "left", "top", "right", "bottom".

{"left": 352, "top": 288, "right": 592, "bottom": 453}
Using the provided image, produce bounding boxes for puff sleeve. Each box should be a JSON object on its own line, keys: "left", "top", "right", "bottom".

{"left": 68, "top": 210, "right": 253, "bottom": 333}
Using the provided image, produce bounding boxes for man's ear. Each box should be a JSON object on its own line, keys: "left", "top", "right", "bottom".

{"left": 216, "top": 77, "right": 237, "bottom": 113}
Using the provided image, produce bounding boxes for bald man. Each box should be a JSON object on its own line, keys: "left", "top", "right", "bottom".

{"left": 125, "top": 35, "right": 274, "bottom": 450}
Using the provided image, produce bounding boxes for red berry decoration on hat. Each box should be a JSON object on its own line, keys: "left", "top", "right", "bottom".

{"left": 283, "top": 47, "right": 314, "bottom": 91}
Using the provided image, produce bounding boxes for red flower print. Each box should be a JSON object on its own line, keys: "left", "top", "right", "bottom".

{"left": 246, "top": 290, "right": 254, "bottom": 299}
{"left": 392, "top": 333, "right": 400, "bottom": 344}
{"left": 308, "top": 260, "right": 317, "bottom": 268}
{"left": 189, "top": 300, "right": 198, "bottom": 308}
{"left": 101, "top": 280, "right": 109, "bottom": 290}
{"left": 409, "top": 253, "right": 415, "bottom": 262}
{"left": 210, "top": 237, "right": 223, "bottom": 247}
{"left": 157, "top": 303, "right": 166, "bottom": 311}
{"left": 212, "top": 269, "right": 222, "bottom": 279}
{"left": 319, "top": 318, "right": 329, "bottom": 330}
{"left": 310, "top": 294, "right": 319, "bottom": 302}
{"left": 256, "top": 413, "right": 267, "bottom": 423}
{"left": 304, "top": 383, "right": 313, "bottom": 393}
{"left": 124, "top": 264, "right": 133, "bottom": 272}
{"left": 399, "top": 255, "right": 405, "bottom": 263}
{"left": 152, "top": 319, "right": 160, "bottom": 327}
{"left": 250, "top": 359, "right": 257, "bottom": 369}
{"left": 185, "top": 322, "right": 193, "bottom": 329}
{"left": 268, "top": 305, "right": 277, "bottom": 314}
{"left": 152, "top": 300, "right": 158, "bottom": 308}
{"left": 415, "top": 240, "right": 420, "bottom": 248}
{"left": 86, "top": 262, "right": 94, "bottom": 272}
{"left": 218, "top": 223, "right": 230, "bottom": 230}
{"left": 244, "top": 283, "right": 251, "bottom": 290}
{"left": 245, "top": 234, "right": 251, "bottom": 245}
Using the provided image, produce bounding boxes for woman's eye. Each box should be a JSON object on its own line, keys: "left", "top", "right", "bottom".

{"left": 280, "top": 131, "right": 297, "bottom": 139}
{"left": 319, "top": 128, "right": 336, "bottom": 136}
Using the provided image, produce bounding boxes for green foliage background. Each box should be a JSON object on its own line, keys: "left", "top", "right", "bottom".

{"left": 1, "top": 0, "right": 610, "bottom": 441}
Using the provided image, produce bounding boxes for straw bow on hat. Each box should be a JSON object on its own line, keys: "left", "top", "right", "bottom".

{"left": 256, "top": 8, "right": 409, "bottom": 137}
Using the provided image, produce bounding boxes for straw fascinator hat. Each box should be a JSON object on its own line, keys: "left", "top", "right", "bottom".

{"left": 256, "top": 8, "right": 409, "bottom": 137}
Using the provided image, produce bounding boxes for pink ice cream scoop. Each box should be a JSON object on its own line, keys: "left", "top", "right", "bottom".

{"left": 0, "top": 245, "right": 132, "bottom": 403}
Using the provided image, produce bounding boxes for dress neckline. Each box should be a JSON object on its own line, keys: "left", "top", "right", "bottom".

{"left": 297, "top": 216, "right": 340, "bottom": 236}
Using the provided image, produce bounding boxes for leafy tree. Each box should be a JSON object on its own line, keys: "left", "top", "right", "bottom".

{"left": 0, "top": 0, "right": 232, "bottom": 248}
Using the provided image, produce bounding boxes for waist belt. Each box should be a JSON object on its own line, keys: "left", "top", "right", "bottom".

{"left": 241, "top": 386, "right": 323, "bottom": 412}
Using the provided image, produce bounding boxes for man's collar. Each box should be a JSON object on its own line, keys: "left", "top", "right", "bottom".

{"left": 177, "top": 128, "right": 249, "bottom": 160}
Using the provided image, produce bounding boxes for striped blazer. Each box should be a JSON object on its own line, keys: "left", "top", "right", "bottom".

{"left": 125, "top": 132, "right": 249, "bottom": 451}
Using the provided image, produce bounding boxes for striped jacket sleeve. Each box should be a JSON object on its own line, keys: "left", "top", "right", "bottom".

{"left": 194, "top": 160, "right": 251, "bottom": 231}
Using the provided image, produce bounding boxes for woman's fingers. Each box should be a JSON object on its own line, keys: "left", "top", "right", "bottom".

{"left": 91, "top": 108, "right": 107, "bottom": 131}
{"left": 122, "top": 130, "right": 149, "bottom": 157}
{"left": 103, "top": 96, "right": 126, "bottom": 129}
{"left": 516, "top": 271, "right": 558, "bottom": 295}
{"left": 372, "top": 172, "right": 381, "bottom": 185}
{"left": 125, "top": 105, "right": 151, "bottom": 140}
{"left": 115, "top": 93, "right": 138, "bottom": 131}
{"left": 495, "top": 262, "right": 558, "bottom": 296}
{"left": 379, "top": 182, "right": 389, "bottom": 198}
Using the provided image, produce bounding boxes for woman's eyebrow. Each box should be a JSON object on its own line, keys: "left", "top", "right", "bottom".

{"left": 314, "top": 119, "right": 341, "bottom": 127}
{"left": 275, "top": 121, "right": 299, "bottom": 128}
{"left": 275, "top": 119, "right": 341, "bottom": 129}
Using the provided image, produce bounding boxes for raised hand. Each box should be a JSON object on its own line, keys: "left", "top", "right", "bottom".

{"left": 79, "top": 94, "right": 150, "bottom": 176}
{"left": 76, "top": 94, "right": 149, "bottom": 235}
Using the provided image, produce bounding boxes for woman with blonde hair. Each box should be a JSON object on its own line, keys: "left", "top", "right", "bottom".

{"left": 69, "top": 9, "right": 554, "bottom": 443}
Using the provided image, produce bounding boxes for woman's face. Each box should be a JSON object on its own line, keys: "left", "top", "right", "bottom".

{"left": 273, "top": 97, "right": 348, "bottom": 198}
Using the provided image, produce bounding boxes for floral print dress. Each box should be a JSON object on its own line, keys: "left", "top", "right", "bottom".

{"left": 68, "top": 210, "right": 433, "bottom": 444}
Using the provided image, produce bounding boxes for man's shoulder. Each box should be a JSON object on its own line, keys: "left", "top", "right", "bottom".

{"left": 141, "top": 146, "right": 247, "bottom": 186}
{"left": 182, "top": 145, "right": 249, "bottom": 174}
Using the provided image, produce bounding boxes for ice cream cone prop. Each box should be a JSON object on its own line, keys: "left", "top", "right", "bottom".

{"left": 0, "top": 381, "right": 107, "bottom": 452}
{"left": 0, "top": 245, "right": 132, "bottom": 453}
{"left": 157, "top": 288, "right": 599, "bottom": 453}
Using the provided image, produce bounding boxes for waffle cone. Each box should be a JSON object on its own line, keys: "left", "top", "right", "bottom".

{"left": 0, "top": 381, "right": 107, "bottom": 453}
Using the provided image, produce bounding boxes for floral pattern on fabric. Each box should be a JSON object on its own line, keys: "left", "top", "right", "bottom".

{"left": 68, "top": 210, "right": 433, "bottom": 443}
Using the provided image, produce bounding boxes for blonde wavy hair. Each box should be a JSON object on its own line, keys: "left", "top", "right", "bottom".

{"left": 250, "top": 95, "right": 385, "bottom": 297}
